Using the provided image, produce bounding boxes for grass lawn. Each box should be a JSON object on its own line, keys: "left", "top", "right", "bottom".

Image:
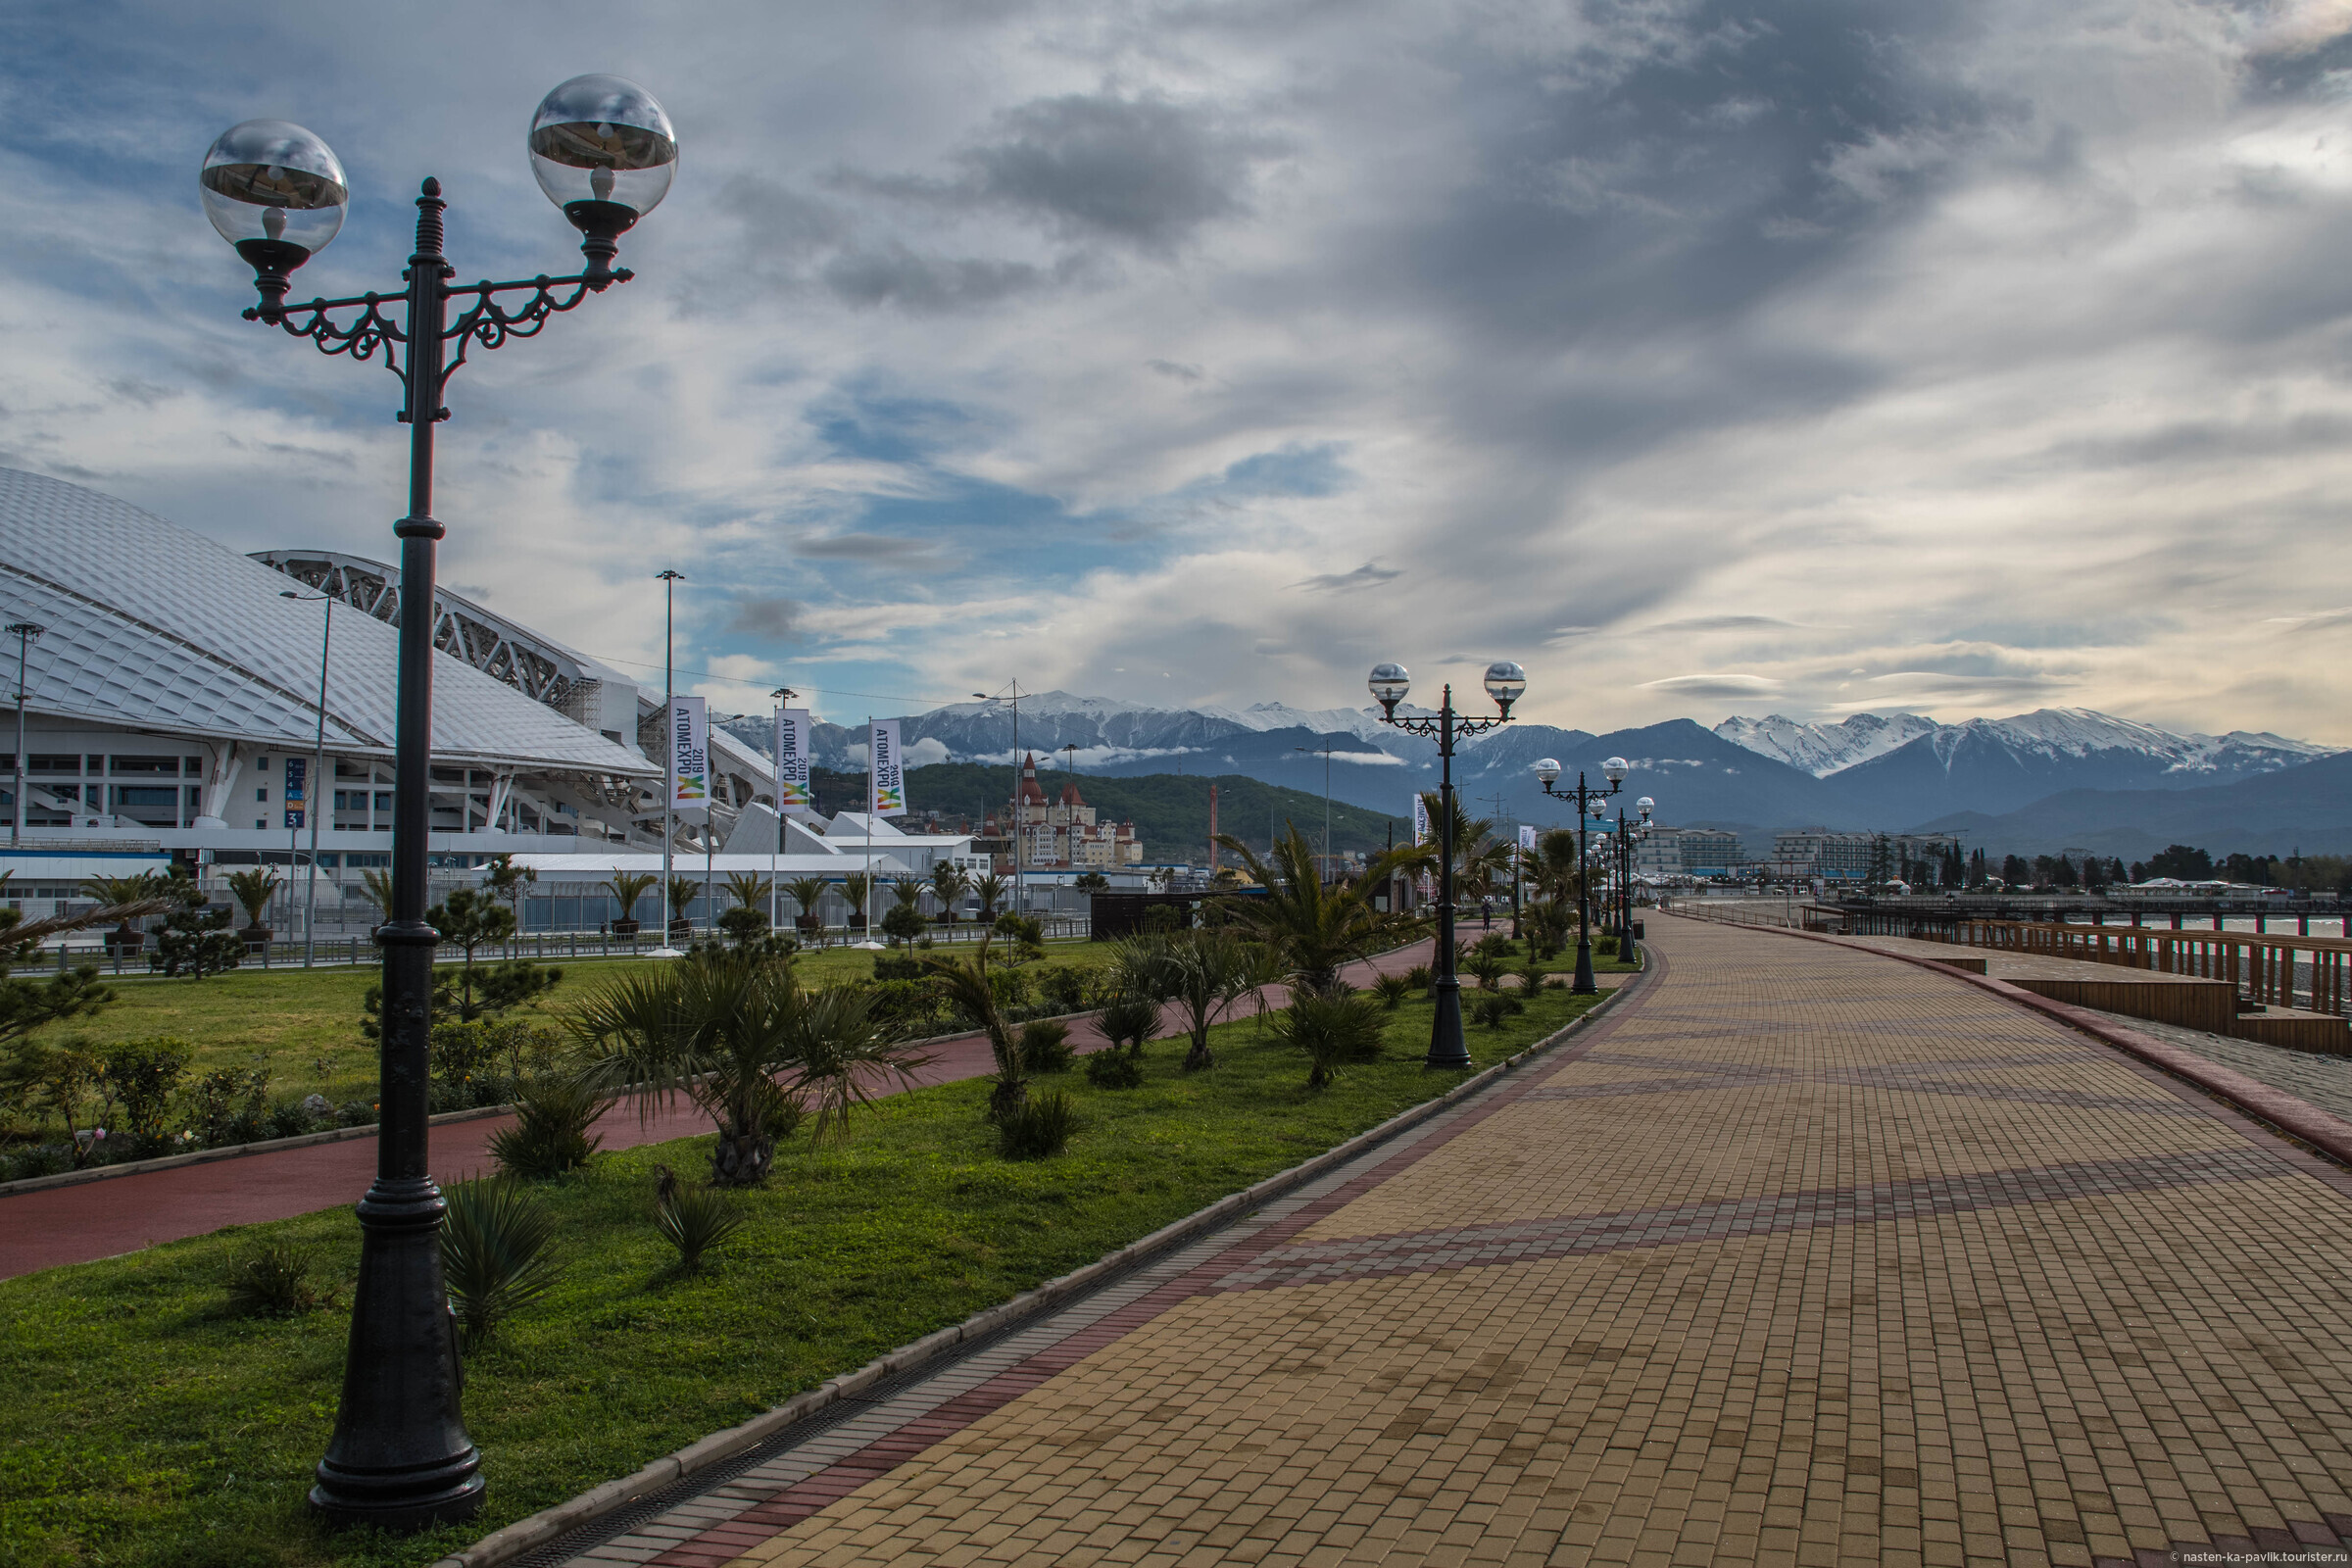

{"left": 0, "top": 969, "right": 1620, "bottom": 1568}
{"left": 20, "top": 939, "right": 1115, "bottom": 1115}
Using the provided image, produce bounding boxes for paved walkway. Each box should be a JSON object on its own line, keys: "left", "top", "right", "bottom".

{"left": 0, "top": 945, "right": 1489, "bottom": 1279}
{"left": 547, "top": 914, "right": 2352, "bottom": 1567}
{"left": 2075, "top": 1005, "right": 2352, "bottom": 1124}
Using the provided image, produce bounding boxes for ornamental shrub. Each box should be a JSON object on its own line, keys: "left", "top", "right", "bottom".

{"left": 440, "top": 1178, "right": 561, "bottom": 1349}
{"left": 998, "top": 1089, "right": 1076, "bottom": 1159}
{"left": 1018, "top": 1018, "right": 1073, "bottom": 1074}
{"left": 98, "top": 1038, "right": 191, "bottom": 1157}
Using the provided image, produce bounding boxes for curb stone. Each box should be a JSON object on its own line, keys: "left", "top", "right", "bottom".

{"left": 426, "top": 960, "right": 1649, "bottom": 1568}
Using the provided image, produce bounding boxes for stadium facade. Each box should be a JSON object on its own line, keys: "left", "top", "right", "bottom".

{"left": 0, "top": 467, "right": 974, "bottom": 926}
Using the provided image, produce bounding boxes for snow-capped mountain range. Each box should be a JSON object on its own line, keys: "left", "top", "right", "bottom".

{"left": 713, "top": 695, "right": 2344, "bottom": 852}
{"left": 1717, "top": 709, "right": 2330, "bottom": 782}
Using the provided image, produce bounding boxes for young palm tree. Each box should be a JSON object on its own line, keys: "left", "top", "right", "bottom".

{"left": 1110, "top": 928, "right": 1282, "bottom": 1072}
{"left": 80, "top": 872, "right": 164, "bottom": 949}
{"left": 223, "top": 868, "right": 282, "bottom": 932}
{"left": 783, "top": 875, "right": 829, "bottom": 932}
{"left": 665, "top": 875, "right": 701, "bottom": 934}
{"left": 360, "top": 866, "right": 398, "bottom": 920}
{"left": 724, "top": 870, "right": 770, "bottom": 911}
{"left": 840, "top": 872, "right": 874, "bottom": 930}
{"left": 603, "top": 871, "right": 659, "bottom": 931}
{"left": 570, "top": 950, "right": 927, "bottom": 1183}
{"left": 972, "top": 870, "right": 1007, "bottom": 921}
{"left": 919, "top": 935, "right": 1025, "bottom": 1121}
{"left": 930, "top": 860, "right": 969, "bottom": 925}
{"left": 891, "top": 874, "right": 925, "bottom": 910}
{"left": 1213, "top": 825, "right": 1430, "bottom": 997}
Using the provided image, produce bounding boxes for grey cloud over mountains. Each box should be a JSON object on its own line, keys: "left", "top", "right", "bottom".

{"left": 8, "top": 0, "right": 2352, "bottom": 745}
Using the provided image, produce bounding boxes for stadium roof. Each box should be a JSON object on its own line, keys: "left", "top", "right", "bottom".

{"left": 0, "top": 467, "right": 656, "bottom": 777}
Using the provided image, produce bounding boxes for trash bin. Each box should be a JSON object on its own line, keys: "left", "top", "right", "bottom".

{"left": 1633, "top": 920, "right": 1645, "bottom": 940}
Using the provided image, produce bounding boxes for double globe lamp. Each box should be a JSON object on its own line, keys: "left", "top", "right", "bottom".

{"left": 201, "top": 77, "right": 676, "bottom": 1534}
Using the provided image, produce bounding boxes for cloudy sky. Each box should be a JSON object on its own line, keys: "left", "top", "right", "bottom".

{"left": 6, "top": 0, "right": 2352, "bottom": 741}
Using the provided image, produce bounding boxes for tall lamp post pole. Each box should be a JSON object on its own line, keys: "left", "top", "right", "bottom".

{"left": 1294, "top": 742, "right": 1334, "bottom": 880}
{"left": 974, "top": 683, "right": 1025, "bottom": 917}
{"left": 280, "top": 589, "right": 335, "bottom": 965}
{"left": 1618, "top": 795, "right": 1652, "bottom": 967}
{"left": 7, "top": 621, "right": 43, "bottom": 848}
{"left": 655, "top": 569, "right": 683, "bottom": 953}
{"left": 1369, "top": 661, "right": 1524, "bottom": 1070}
{"left": 203, "top": 78, "right": 678, "bottom": 1531}
{"left": 1533, "top": 756, "right": 1627, "bottom": 994}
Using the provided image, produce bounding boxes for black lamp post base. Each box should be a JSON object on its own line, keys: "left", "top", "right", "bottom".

{"left": 1571, "top": 936, "right": 1596, "bottom": 995}
{"left": 1426, "top": 979, "right": 1473, "bottom": 1069}
{"left": 310, "top": 1465, "right": 483, "bottom": 1533}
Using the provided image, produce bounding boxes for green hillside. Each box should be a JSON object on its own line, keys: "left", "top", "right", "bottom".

{"left": 808, "top": 764, "right": 1410, "bottom": 860}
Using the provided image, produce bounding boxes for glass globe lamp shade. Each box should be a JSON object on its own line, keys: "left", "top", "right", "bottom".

{"left": 530, "top": 74, "right": 677, "bottom": 229}
{"left": 1533, "top": 758, "right": 1561, "bottom": 785}
{"left": 1367, "top": 662, "right": 1411, "bottom": 710}
{"left": 201, "top": 120, "right": 348, "bottom": 259}
{"left": 1603, "top": 755, "right": 1629, "bottom": 783}
{"left": 1636, "top": 795, "right": 1655, "bottom": 819}
{"left": 1483, "top": 661, "right": 1527, "bottom": 711}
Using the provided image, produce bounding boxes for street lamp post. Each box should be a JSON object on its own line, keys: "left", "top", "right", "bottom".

{"left": 7, "top": 621, "right": 43, "bottom": 848}
{"left": 280, "top": 589, "right": 335, "bottom": 966}
{"left": 204, "top": 76, "right": 677, "bottom": 1532}
{"left": 1533, "top": 756, "right": 1627, "bottom": 994}
{"left": 1617, "top": 795, "right": 1652, "bottom": 967}
{"left": 1368, "top": 661, "right": 1524, "bottom": 1070}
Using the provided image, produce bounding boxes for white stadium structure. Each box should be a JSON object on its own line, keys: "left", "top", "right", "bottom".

{"left": 0, "top": 467, "right": 976, "bottom": 931}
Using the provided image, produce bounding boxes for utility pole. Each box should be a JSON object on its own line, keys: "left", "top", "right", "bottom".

{"left": 656, "top": 569, "right": 682, "bottom": 952}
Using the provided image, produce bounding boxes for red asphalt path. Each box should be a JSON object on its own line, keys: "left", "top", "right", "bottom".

{"left": 0, "top": 944, "right": 1468, "bottom": 1279}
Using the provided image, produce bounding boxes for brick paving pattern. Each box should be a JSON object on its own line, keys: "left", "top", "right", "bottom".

{"left": 553, "top": 916, "right": 2352, "bottom": 1566}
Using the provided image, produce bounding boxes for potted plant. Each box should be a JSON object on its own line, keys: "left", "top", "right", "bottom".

{"left": 223, "top": 867, "right": 282, "bottom": 949}
{"left": 666, "top": 875, "right": 700, "bottom": 942}
{"left": 82, "top": 871, "right": 165, "bottom": 956}
{"left": 784, "top": 876, "right": 827, "bottom": 936}
{"left": 603, "top": 870, "right": 657, "bottom": 938}
{"left": 841, "top": 872, "right": 872, "bottom": 931}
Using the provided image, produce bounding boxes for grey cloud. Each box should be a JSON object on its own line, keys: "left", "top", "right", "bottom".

{"left": 1642, "top": 674, "right": 1784, "bottom": 699}
{"left": 820, "top": 246, "right": 1049, "bottom": 313}
{"left": 1289, "top": 563, "right": 1402, "bottom": 593}
{"left": 1643, "top": 614, "right": 1800, "bottom": 634}
{"left": 795, "top": 534, "right": 943, "bottom": 563}
{"left": 727, "top": 595, "right": 807, "bottom": 642}
{"left": 1148, "top": 359, "right": 1203, "bottom": 382}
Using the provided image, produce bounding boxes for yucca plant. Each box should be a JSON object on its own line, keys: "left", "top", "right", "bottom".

{"left": 1018, "top": 1017, "right": 1073, "bottom": 1073}
{"left": 1404, "top": 963, "right": 1433, "bottom": 991}
{"left": 440, "top": 1177, "right": 562, "bottom": 1348}
{"left": 1472, "top": 991, "right": 1527, "bottom": 1029}
{"left": 488, "top": 1075, "right": 612, "bottom": 1178}
{"left": 1463, "top": 949, "right": 1510, "bottom": 992}
{"left": 1372, "top": 973, "right": 1415, "bottom": 1010}
{"left": 225, "top": 1241, "right": 332, "bottom": 1317}
{"left": 655, "top": 1182, "right": 747, "bottom": 1274}
{"left": 998, "top": 1089, "right": 1076, "bottom": 1159}
{"left": 1098, "top": 992, "right": 1160, "bottom": 1053}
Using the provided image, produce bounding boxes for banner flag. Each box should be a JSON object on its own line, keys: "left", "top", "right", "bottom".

{"left": 1411, "top": 793, "right": 1431, "bottom": 846}
{"left": 774, "top": 707, "right": 813, "bottom": 809}
{"left": 669, "top": 696, "right": 710, "bottom": 821}
{"left": 869, "top": 719, "right": 906, "bottom": 816}
{"left": 1519, "top": 824, "right": 1537, "bottom": 852}
{"left": 283, "top": 756, "right": 307, "bottom": 830}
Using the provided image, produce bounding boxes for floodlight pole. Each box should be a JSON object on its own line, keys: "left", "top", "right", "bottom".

{"left": 7, "top": 621, "right": 43, "bottom": 848}
{"left": 281, "top": 589, "right": 335, "bottom": 965}
{"left": 657, "top": 569, "right": 681, "bottom": 948}
{"left": 232, "top": 178, "right": 642, "bottom": 1532}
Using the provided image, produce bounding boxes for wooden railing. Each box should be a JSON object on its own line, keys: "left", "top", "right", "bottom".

{"left": 1913, "top": 918, "right": 2352, "bottom": 1017}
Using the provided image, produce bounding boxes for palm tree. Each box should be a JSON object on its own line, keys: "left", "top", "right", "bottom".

{"left": 919, "top": 935, "right": 1025, "bottom": 1121}
{"left": 570, "top": 950, "right": 928, "bottom": 1182}
{"left": 603, "top": 871, "right": 659, "bottom": 933}
{"left": 80, "top": 871, "right": 164, "bottom": 950}
{"left": 360, "top": 867, "right": 397, "bottom": 920}
{"left": 223, "top": 868, "right": 282, "bottom": 934}
{"left": 724, "top": 870, "right": 770, "bottom": 911}
{"left": 972, "top": 870, "right": 1007, "bottom": 922}
{"left": 665, "top": 875, "right": 701, "bottom": 937}
{"left": 891, "top": 874, "right": 925, "bottom": 911}
{"left": 930, "top": 860, "right": 969, "bottom": 925}
{"left": 1109, "top": 928, "right": 1282, "bottom": 1072}
{"left": 840, "top": 872, "right": 873, "bottom": 930}
{"left": 1214, "top": 825, "right": 1430, "bottom": 997}
{"left": 783, "top": 876, "right": 828, "bottom": 934}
